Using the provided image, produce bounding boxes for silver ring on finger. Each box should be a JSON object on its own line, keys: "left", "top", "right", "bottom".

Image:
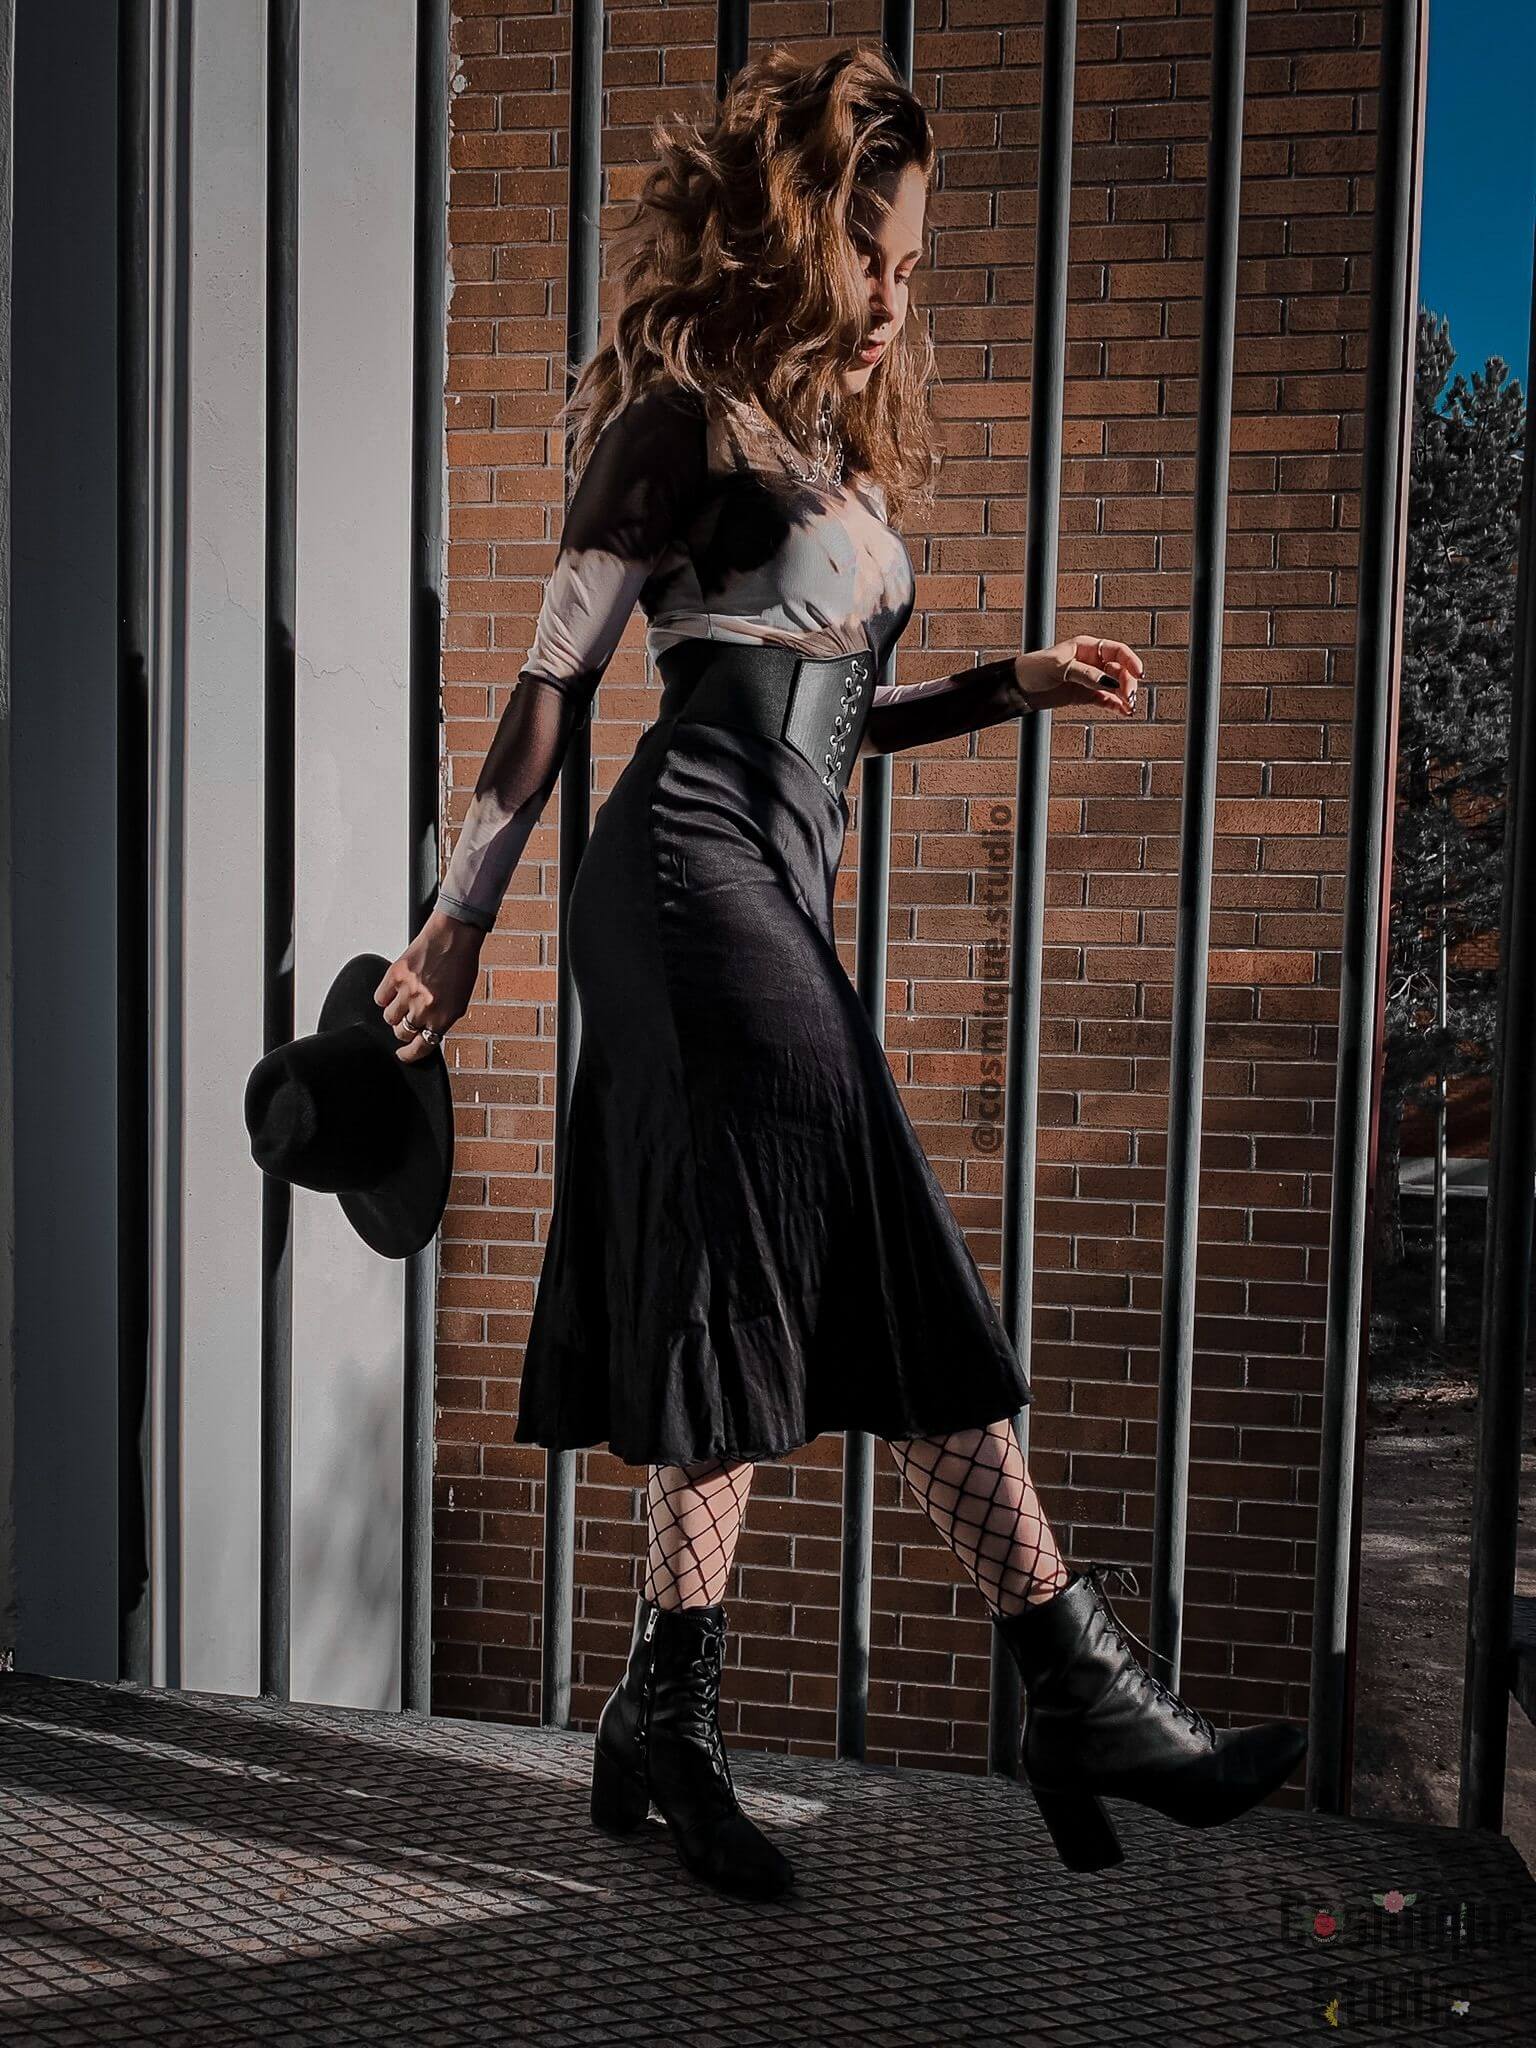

{"left": 419, "top": 1025, "right": 441, "bottom": 1047}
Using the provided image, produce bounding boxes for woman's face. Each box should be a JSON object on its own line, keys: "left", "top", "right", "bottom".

{"left": 840, "top": 162, "right": 927, "bottom": 395}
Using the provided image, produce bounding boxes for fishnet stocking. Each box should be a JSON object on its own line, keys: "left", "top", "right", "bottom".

{"left": 886, "top": 1422, "right": 1071, "bottom": 1617}
{"left": 643, "top": 1456, "right": 755, "bottom": 1610}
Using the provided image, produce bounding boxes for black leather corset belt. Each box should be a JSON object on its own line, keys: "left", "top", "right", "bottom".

{"left": 655, "top": 639, "right": 877, "bottom": 798}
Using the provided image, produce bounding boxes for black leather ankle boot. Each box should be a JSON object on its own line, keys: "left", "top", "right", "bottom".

{"left": 590, "top": 1593, "right": 795, "bottom": 1902}
{"left": 992, "top": 1564, "right": 1308, "bottom": 1873}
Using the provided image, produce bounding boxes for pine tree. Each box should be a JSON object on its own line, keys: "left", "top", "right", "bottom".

{"left": 1376, "top": 307, "right": 1524, "bottom": 1357}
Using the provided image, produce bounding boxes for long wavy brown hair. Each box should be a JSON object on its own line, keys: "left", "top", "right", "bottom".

{"left": 554, "top": 41, "right": 941, "bottom": 526}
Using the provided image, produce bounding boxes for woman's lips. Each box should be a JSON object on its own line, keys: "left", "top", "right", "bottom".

{"left": 858, "top": 337, "right": 886, "bottom": 362}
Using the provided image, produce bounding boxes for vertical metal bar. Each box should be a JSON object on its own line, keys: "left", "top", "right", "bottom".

{"left": 986, "top": 0, "right": 1077, "bottom": 1777}
{"left": 877, "top": 0, "right": 913, "bottom": 86}
{"left": 0, "top": 0, "right": 14, "bottom": 1679}
{"left": 118, "top": 0, "right": 155, "bottom": 1689}
{"left": 715, "top": 0, "right": 747, "bottom": 100}
{"left": 836, "top": 0, "right": 909, "bottom": 1767}
{"left": 118, "top": 0, "right": 194, "bottom": 1691}
{"left": 1458, "top": 216, "right": 1536, "bottom": 1833}
{"left": 260, "top": 0, "right": 299, "bottom": 1704}
{"left": 1307, "top": 0, "right": 1422, "bottom": 1813}
{"left": 539, "top": 0, "right": 603, "bottom": 1731}
{"left": 1339, "top": 76, "right": 1426, "bottom": 1800}
{"left": 403, "top": 0, "right": 451, "bottom": 1718}
{"left": 1148, "top": 0, "right": 1248, "bottom": 1696}
{"left": 1433, "top": 852, "right": 1447, "bottom": 1344}
{"left": 146, "top": 0, "right": 193, "bottom": 1690}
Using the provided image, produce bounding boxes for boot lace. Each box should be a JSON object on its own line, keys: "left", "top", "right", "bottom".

{"left": 695, "top": 1629, "right": 735, "bottom": 1791}
{"left": 637, "top": 1617, "right": 737, "bottom": 1793}
{"left": 1085, "top": 1562, "right": 1218, "bottom": 1745}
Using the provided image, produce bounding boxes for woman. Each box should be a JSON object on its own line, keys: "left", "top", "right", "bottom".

{"left": 376, "top": 44, "right": 1306, "bottom": 1899}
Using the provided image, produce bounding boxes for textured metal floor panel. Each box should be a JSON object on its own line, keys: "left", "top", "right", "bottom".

{"left": 0, "top": 1670, "right": 1531, "bottom": 2044}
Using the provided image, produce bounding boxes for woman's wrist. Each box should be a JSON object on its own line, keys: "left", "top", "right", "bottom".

{"left": 428, "top": 902, "right": 490, "bottom": 943}
{"left": 1012, "top": 649, "right": 1058, "bottom": 707}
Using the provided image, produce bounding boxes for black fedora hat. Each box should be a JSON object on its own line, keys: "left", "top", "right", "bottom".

{"left": 243, "top": 951, "right": 454, "bottom": 1259}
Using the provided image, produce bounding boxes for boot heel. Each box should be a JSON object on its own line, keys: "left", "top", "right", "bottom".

{"left": 1028, "top": 1780, "right": 1123, "bottom": 1872}
{"left": 590, "top": 1735, "right": 650, "bottom": 1836}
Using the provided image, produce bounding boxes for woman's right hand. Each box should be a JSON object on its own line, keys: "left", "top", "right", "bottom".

{"left": 374, "top": 909, "right": 486, "bottom": 1063}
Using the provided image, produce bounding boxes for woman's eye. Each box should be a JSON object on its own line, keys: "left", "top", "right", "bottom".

{"left": 858, "top": 248, "right": 916, "bottom": 286}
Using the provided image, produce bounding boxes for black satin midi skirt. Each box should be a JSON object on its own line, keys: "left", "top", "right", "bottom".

{"left": 511, "top": 707, "right": 1034, "bottom": 1466}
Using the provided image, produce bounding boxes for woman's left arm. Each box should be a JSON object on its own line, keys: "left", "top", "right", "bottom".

{"left": 858, "top": 634, "right": 1143, "bottom": 756}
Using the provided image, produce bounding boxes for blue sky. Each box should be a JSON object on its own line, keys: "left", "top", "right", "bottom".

{"left": 1419, "top": 0, "right": 1536, "bottom": 393}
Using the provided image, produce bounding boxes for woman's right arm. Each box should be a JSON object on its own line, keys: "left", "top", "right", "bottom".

{"left": 435, "top": 378, "right": 710, "bottom": 930}
{"left": 377, "top": 377, "right": 709, "bottom": 1059}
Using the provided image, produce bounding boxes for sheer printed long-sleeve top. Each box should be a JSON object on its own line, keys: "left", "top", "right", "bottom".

{"left": 436, "top": 376, "right": 1029, "bottom": 930}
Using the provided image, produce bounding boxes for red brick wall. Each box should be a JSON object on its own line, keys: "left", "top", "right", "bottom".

{"left": 434, "top": 0, "right": 1389, "bottom": 1800}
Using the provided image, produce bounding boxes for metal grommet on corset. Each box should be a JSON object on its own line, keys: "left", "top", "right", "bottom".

{"left": 817, "top": 650, "right": 870, "bottom": 792}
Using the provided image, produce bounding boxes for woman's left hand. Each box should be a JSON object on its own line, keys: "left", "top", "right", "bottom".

{"left": 1014, "top": 635, "right": 1144, "bottom": 717}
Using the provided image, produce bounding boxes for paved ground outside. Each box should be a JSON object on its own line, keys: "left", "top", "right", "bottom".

{"left": 0, "top": 1665, "right": 1530, "bottom": 2044}
{"left": 1355, "top": 1377, "right": 1536, "bottom": 1880}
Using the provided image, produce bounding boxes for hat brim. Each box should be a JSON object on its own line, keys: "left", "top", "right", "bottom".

{"left": 318, "top": 952, "right": 455, "bottom": 1259}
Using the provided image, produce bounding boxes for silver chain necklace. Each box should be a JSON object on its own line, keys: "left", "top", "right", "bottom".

{"left": 742, "top": 394, "right": 845, "bottom": 491}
